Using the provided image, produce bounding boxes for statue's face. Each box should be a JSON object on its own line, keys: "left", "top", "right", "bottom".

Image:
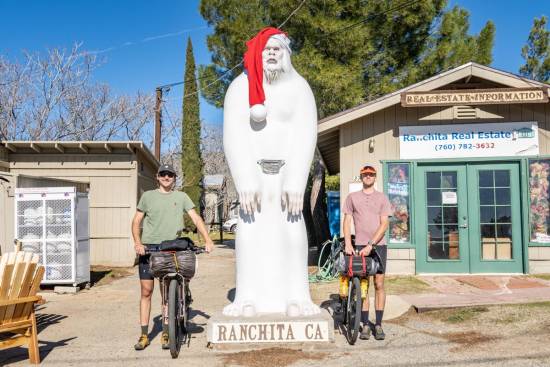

{"left": 262, "top": 38, "right": 285, "bottom": 73}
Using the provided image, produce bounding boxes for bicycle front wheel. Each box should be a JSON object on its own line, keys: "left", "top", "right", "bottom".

{"left": 168, "top": 278, "right": 181, "bottom": 358}
{"left": 346, "top": 277, "right": 362, "bottom": 345}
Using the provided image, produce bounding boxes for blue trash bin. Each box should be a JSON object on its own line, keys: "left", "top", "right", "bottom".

{"left": 326, "top": 191, "right": 340, "bottom": 238}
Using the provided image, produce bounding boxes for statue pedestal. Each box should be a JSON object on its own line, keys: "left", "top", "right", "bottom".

{"left": 207, "top": 311, "right": 334, "bottom": 344}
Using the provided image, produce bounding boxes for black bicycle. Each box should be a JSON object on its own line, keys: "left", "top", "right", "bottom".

{"left": 147, "top": 241, "right": 204, "bottom": 358}
{"left": 337, "top": 240, "right": 382, "bottom": 345}
{"left": 340, "top": 273, "right": 362, "bottom": 345}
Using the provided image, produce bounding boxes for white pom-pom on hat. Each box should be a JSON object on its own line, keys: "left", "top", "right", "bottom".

{"left": 250, "top": 104, "right": 267, "bottom": 122}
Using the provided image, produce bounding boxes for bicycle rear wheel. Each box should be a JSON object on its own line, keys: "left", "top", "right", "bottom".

{"left": 168, "top": 278, "right": 181, "bottom": 358}
{"left": 346, "top": 277, "right": 362, "bottom": 345}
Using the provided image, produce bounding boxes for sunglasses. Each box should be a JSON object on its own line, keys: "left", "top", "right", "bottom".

{"left": 362, "top": 172, "right": 376, "bottom": 177}
{"left": 158, "top": 172, "right": 175, "bottom": 178}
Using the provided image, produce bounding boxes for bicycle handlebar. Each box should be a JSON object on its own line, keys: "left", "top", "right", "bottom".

{"left": 144, "top": 246, "right": 207, "bottom": 255}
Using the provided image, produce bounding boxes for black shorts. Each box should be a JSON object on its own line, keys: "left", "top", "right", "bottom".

{"left": 356, "top": 245, "right": 387, "bottom": 274}
{"left": 138, "top": 244, "right": 160, "bottom": 280}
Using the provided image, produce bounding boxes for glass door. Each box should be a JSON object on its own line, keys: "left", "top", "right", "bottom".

{"left": 415, "top": 165, "right": 470, "bottom": 273}
{"left": 467, "top": 163, "right": 523, "bottom": 273}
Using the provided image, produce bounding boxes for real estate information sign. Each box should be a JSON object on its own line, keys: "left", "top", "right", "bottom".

{"left": 399, "top": 121, "right": 539, "bottom": 159}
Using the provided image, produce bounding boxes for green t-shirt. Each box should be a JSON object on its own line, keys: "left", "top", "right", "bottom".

{"left": 137, "top": 190, "right": 195, "bottom": 244}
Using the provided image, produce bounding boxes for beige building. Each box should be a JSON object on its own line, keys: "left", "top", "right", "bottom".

{"left": 318, "top": 62, "right": 550, "bottom": 275}
{"left": 0, "top": 141, "right": 159, "bottom": 266}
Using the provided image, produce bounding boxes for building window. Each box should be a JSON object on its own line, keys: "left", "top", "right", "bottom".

{"left": 387, "top": 163, "right": 410, "bottom": 243}
{"left": 529, "top": 159, "right": 550, "bottom": 243}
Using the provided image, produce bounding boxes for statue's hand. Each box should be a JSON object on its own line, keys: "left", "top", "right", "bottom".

{"left": 282, "top": 190, "right": 304, "bottom": 216}
{"left": 239, "top": 189, "right": 261, "bottom": 215}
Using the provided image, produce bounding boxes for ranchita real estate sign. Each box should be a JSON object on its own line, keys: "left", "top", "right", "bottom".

{"left": 399, "top": 122, "right": 539, "bottom": 159}
{"left": 401, "top": 88, "right": 548, "bottom": 107}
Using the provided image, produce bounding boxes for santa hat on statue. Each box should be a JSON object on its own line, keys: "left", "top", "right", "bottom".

{"left": 244, "top": 27, "right": 291, "bottom": 122}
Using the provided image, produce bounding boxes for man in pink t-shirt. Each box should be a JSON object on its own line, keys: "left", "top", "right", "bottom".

{"left": 343, "top": 164, "right": 392, "bottom": 341}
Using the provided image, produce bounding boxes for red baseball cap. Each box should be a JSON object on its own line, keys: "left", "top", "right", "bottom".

{"left": 360, "top": 165, "right": 376, "bottom": 175}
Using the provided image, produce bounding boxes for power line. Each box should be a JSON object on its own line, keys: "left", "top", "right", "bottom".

{"left": 278, "top": 0, "right": 308, "bottom": 29}
{"left": 158, "top": 0, "right": 309, "bottom": 92}
{"left": 322, "top": 0, "right": 421, "bottom": 38}
{"left": 169, "top": 0, "right": 423, "bottom": 101}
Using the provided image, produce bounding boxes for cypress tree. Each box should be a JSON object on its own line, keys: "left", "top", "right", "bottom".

{"left": 181, "top": 37, "right": 203, "bottom": 230}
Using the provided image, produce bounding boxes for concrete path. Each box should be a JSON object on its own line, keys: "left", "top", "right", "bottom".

{"left": 402, "top": 275, "right": 550, "bottom": 312}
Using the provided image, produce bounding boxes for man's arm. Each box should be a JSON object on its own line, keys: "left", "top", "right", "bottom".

{"left": 359, "top": 215, "right": 390, "bottom": 256}
{"left": 132, "top": 211, "right": 146, "bottom": 255}
{"left": 187, "top": 209, "right": 214, "bottom": 253}
{"left": 343, "top": 214, "right": 354, "bottom": 255}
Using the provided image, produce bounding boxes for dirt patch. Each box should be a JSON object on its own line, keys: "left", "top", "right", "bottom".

{"left": 529, "top": 274, "right": 550, "bottom": 281}
{"left": 440, "top": 331, "right": 498, "bottom": 351}
{"left": 221, "top": 347, "right": 327, "bottom": 367}
{"left": 90, "top": 265, "right": 134, "bottom": 287}
{"left": 385, "top": 276, "right": 435, "bottom": 294}
{"left": 431, "top": 306, "right": 490, "bottom": 323}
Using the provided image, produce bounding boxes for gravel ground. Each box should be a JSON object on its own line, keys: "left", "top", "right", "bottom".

{"left": 2, "top": 242, "right": 550, "bottom": 367}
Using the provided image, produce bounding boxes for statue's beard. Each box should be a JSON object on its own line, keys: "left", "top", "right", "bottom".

{"left": 264, "top": 67, "right": 282, "bottom": 84}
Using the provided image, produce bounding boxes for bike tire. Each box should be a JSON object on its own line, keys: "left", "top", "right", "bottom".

{"left": 182, "top": 282, "right": 191, "bottom": 334}
{"left": 168, "top": 278, "right": 181, "bottom": 358}
{"left": 346, "top": 277, "right": 362, "bottom": 345}
{"left": 340, "top": 297, "right": 348, "bottom": 325}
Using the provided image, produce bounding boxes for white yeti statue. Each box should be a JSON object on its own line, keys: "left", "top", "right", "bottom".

{"left": 223, "top": 27, "right": 320, "bottom": 317}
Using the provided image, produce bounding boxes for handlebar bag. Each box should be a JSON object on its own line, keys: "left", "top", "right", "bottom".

{"left": 158, "top": 237, "right": 194, "bottom": 251}
{"left": 149, "top": 250, "right": 197, "bottom": 279}
{"left": 337, "top": 251, "right": 380, "bottom": 277}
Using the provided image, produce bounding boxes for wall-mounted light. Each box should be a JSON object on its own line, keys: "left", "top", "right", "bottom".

{"left": 368, "top": 138, "right": 375, "bottom": 152}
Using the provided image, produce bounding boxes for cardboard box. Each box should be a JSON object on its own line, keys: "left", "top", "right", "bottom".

{"left": 497, "top": 242, "right": 512, "bottom": 260}
{"left": 482, "top": 242, "right": 496, "bottom": 260}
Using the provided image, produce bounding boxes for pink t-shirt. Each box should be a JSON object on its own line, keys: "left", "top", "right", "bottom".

{"left": 343, "top": 190, "right": 393, "bottom": 246}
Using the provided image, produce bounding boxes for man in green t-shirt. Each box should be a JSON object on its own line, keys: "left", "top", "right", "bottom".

{"left": 131, "top": 163, "right": 214, "bottom": 351}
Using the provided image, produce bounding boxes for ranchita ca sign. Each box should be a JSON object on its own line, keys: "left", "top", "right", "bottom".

{"left": 208, "top": 319, "right": 332, "bottom": 343}
{"left": 401, "top": 88, "right": 548, "bottom": 107}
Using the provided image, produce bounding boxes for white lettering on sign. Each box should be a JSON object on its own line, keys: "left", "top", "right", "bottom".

{"left": 399, "top": 122, "right": 539, "bottom": 159}
{"left": 211, "top": 321, "right": 330, "bottom": 343}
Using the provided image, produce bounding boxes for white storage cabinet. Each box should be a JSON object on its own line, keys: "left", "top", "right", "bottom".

{"left": 15, "top": 187, "right": 90, "bottom": 286}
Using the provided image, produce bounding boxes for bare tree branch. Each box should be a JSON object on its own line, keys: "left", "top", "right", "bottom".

{"left": 0, "top": 44, "right": 155, "bottom": 143}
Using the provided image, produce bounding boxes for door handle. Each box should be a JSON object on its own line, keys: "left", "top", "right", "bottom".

{"left": 459, "top": 223, "right": 468, "bottom": 229}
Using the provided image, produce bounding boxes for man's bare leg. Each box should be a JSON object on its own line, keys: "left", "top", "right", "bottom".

{"left": 360, "top": 277, "right": 371, "bottom": 340}
{"left": 140, "top": 279, "right": 154, "bottom": 329}
{"left": 373, "top": 273, "right": 386, "bottom": 340}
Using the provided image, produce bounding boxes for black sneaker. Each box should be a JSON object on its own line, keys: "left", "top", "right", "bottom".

{"left": 374, "top": 325, "right": 385, "bottom": 340}
{"left": 359, "top": 324, "right": 371, "bottom": 340}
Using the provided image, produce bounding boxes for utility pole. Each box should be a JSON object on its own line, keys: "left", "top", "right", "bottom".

{"left": 154, "top": 81, "right": 185, "bottom": 161}
{"left": 154, "top": 87, "right": 162, "bottom": 161}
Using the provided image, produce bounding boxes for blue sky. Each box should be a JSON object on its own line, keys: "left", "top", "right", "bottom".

{"left": 1, "top": 0, "right": 548, "bottom": 126}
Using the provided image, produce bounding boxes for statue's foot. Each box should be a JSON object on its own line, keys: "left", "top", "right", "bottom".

{"left": 223, "top": 300, "right": 257, "bottom": 317}
{"left": 286, "top": 300, "right": 321, "bottom": 317}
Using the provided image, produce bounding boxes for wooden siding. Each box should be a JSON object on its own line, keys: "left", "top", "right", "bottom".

{"left": 340, "top": 102, "right": 550, "bottom": 201}
{"left": 4, "top": 151, "right": 151, "bottom": 266}
{"left": 0, "top": 175, "right": 15, "bottom": 254}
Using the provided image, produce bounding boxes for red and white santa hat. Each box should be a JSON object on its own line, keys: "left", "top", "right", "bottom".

{"left": 244, "top": 27, "right": 291, "bottom": 122}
